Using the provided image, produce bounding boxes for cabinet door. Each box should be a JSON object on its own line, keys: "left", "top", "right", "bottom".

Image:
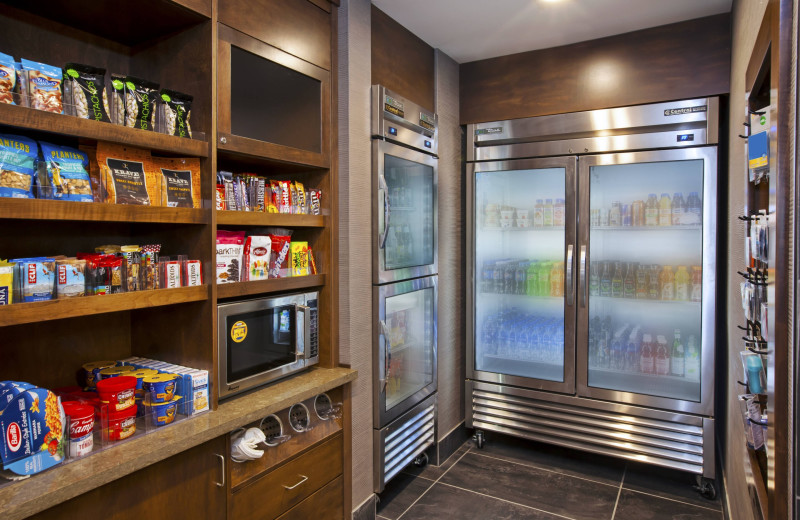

{"left": 28, "top": 437, "right": 227, "bottom": 520}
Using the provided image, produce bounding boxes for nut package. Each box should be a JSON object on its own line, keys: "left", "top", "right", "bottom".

{"left": 0, "top": 52, "right": 17, "bottom": 105}
{"left": 63, "top": 63, "right": 111, "bottom": 122}
{"left": 159, "top": 89, "right": 192, "bottom": 138}
{"left": 20, "top": 59, "right": 62, "bottom": 114}
{"left": 39, "top": 142, "right": 93, "bottom": 202}
{"left": 124, "top": 76, "right": 159, "bottom": 131}
{"left": 0, "top": 134, "right": 37, "bottom": 199}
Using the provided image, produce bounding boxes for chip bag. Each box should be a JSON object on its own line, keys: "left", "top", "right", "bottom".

{"left": 0, "top": 134, "right": 37, "bottom": 199}
{"left": 39, "top": 142, "right": 93, "bottom": 202}
{"left": 96, "top": 142, "right": 159, "bottom": 205}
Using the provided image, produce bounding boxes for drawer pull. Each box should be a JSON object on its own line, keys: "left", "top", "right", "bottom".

{"left": 283, "top": 474, "right": 309, "bottom": 490}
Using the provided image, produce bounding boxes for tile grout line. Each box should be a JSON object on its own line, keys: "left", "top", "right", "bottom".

{"left": 610, "top": 465, "right": 627, "bottom": 520}
{"left": 620, "top": 487, "right": 723, "bottom": 513}
{"left": 395, "top": 449, "right": 471, "bottom": 520}
{"left": 435, "top": 481, "right": 577, "bottom": 520}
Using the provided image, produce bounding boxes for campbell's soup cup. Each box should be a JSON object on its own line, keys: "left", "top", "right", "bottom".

{"left": 62, "top": 401, "right": 94, "bottom": 457}
{"left": 96, "top": 375, "right": 137, "bottom": 412}
{"left": 143, "top": 374, "right": 178, "bottom": 403}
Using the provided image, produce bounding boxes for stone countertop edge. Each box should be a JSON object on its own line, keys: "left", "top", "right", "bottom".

{"left": 0, "top": 366, "right": 357, "bottom": 520}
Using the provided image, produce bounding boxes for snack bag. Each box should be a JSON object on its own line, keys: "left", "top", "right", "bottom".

{"left": 0, "top": 388, "right": 65, "bottom": 476}
{"left": 141, "top": 244, "right": 161, "bottom": 290}
{"left": 309, "top": 189, "right": 322, "bottom": 215}
{"left": 12, "top": 257, "right": 55, "bottom": 302}
{"left": 244, "top": 235, "right": 271, "bottom": 281}
{"left": 55, "top": 258, "right": 86, "bottom": 298}
{"left": 0, "top": 134, "right": 37, "bottom": 199}
{"left": 120, "top": 245, "right": 141, "bottom": 292}
{"left": 109, "top": 73, "right": 125, "bottom": 125}
{"left": 21, "top": 58, "right": 62, "bottom": 113}
{"left": 0, "top": 52, "right": 17, "bottom": 105}
{"left": 79, "top": 144, "right": 103, "bottom": 201}
{"left": 39, "top": 142, "right": 93, "bottom": 202}
{"left": 268, "top": 234, "right": 292, "bottom": 278}
{"left": 159, "top": 89, "right": 192, "bottom": 138}
{"left": 152, "top": 156, "right": 201, "bottom": 208}
{"left": 96, "top": 142, "right": 159, "bottom": 205}
{"left": 290, "top": 241, "right": 309, "bottom": 276}
{"left": 216, "top": 231, "right": 245, "bottom": 284}
{"left": 0, "top": 260, "right": 14, "bottom": 305}
{"left": 268, "top": 180, "right": 280, "bottom": 213}
{"left": 64, "top": 63, "right": 111, "bottom": 122}
{"left": 124, "top": 76, "right": 159, "bottom": 131}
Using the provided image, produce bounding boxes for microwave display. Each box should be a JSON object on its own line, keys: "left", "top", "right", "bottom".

{"left": 227, "top": 305, "right": 297, "bottom": 382}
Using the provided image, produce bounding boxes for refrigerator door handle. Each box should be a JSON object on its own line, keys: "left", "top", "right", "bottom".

{"left": 379, "top": 175, "right": 391, "bottom": 249}
{"left": 566, "top": 244, "right": 574, "bottom": 306}
{"left": 579, "top": 245, "right": 587, "bottom": 308}
{"left": 379, "top": 320, "right": 391, "bottom": 393}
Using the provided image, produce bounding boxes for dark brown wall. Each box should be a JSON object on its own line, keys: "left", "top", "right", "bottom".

{"left": 371, "top": 5, "right": 435, "bottom": 111}
{"left": 460, "top": 13, "right": 731, "bottom": 124}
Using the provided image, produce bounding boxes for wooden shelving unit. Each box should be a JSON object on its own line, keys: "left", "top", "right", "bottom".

{"left": 216, "top": 275, "right": 326, "bottom": 300}
{"left": 0, "top": 198, "right": 208, "bottom": 224}
{"left": 216, "top": 211, "right": 324, "bottom": 227}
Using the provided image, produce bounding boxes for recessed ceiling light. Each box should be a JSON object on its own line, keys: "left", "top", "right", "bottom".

{"left": 540, "top": 0, "right": 564, "bottom": 3}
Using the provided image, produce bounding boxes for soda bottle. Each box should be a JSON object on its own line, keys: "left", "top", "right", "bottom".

{"left": 672, "top": 192, "right": 685, "bottom": 226}
{"left": 623, "top": 262, "right": 636, "bottom": 299}
{"left": 640, "top": 334, "right": 654, "bottom": 374}
{"left": 515, "top": 261, "right": 528, "bottom": 295}
{"left": 494, "top": 261, "right": 506, "bottom": 293}
{"left": 645, "top": 193, "right": 659, "bottom": 226}
{"left": 526, "top": 262, "right": 539, "bottom": 295}
{"left": 686, "top": 191, "right": 702, "bottom": 225}
{"left": 685, "top": 335, "right": 700, "bottom": 381}
{"left": 626, "top": 326, "right": 641, "bottom": 372}
{"left": 691, "top": 266, "right": 702, "bottom": 302}
{"left": 635, "top": 264, "right": 648, "bottom": 299}
{"left": 611, "top": 261, "right": 624, "bottom": 298}
{"left": 543, "top": 199, "right": 554, "bottom": 227}
{"left": 660, "top": 265, "right": 675, "bottom": 300}
{"left": 675, "top": 266, "right": 690, "bottom": 301}
{"left": 658, "top": 193, "right": 672, "bottom": 226}
{"left": 554, "top": 198, "right": 566, "bottom": 227}
{"left": 537, "top": 261, "right": 550, "bottom": 297}
{"left": 533, "top": 199, "right": 544, "bottom": 227}
{"left": 671, "top": 329, "right": 685, "bottom": 377}
{"left": 648, "top": 265, "right": 660, "bottom": 299}
{"left": 609, "top": 201, "right": 621, "bottom": 227}
{"left": 505, "top": 261, "right": 517, "bottom": 294}
{"left": 600, "top": 261, "right": 612, "bottom": 297}
{"left": 589, "top": 261, "right": 600, "bottom": 296}
{"left": 655, "top": 335, "right": 670, "bottom": 375}
{"left": 550, "top": 262, "right": 564, "bottom": 297}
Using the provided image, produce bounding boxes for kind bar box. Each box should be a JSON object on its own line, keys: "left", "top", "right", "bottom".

{"left": 0, "top": 388, "right": 65, "bottom": 476}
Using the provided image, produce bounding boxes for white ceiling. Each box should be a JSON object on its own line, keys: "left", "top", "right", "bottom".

{"left": 371, "top": 0, "right": 733, "bottom": 64}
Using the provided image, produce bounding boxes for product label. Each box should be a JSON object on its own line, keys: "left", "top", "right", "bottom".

{"left": 384, "top": 95, "right": 404, "bottom": 118}
{"left": 663, "top": 105, "right": 707, "bottom": 116}
{"left": 161, "top": 168, "right": 193, "bottom": 208}
{"left": 661, "top": 283, "right": 674, "bottom": 300}
{"left": 691, "top": 284, "right": 702, "bottom": 302}
{"left": 676, "top": 284, "right": 689, "bottom": 301}
{"left": 185, "top": 261, "right": 202, "bottom": 287}
{"left": 164, "top": 262, "right": 181, "bottom": 288}
{"left": 106, "top": 158, "right": 150, "bottom": 205}
{"left": 231, "top": 321, "right": 247, "bottom": 343}
{"left": 645, "top": 209, "right": 658, "bottom": 226}
{"left": 419, "top": 112, "right": 435, "bottom": 131}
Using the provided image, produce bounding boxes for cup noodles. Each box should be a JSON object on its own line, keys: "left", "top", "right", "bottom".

{"left": 0, "top": 388, "right": 65, "bottom": 476}
{"left": 61, "top": 401, "right": 94, "bottom": 458}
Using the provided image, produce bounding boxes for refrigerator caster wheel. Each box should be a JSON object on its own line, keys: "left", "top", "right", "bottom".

{"left": 413, "top": 452, "right": 428, "bottom": 467}
{"left": 473, "top": 431, "right": 485, "bottom": 449}
{"left": 693, "top": 476, "right": 716, "bottom": 500}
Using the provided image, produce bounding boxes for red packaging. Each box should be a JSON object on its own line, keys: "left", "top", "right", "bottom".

{"left": 96, "top": 375, "right": 136, "bottom": 412}
{"left": 162, "top": 260, "right": 182, "bottom": 288}
{"left": 268, "top": 234, "right": 291, "bottom": 278}
{"left": 62, "top": 401, "right": 94, "bottom": 457}
{"left": 184, "top": 260, "right": 203, "bottom": 286}
{"left": 278, "top": 180, "right": 292, "bottom": 213}
{"left": 104, "top": 406, "right": 136, "bottom": 441}
{"left": 268, "top": 180, "right": 280, "bottom": 213}
{"left": 308, "top": 247, "right": 317, "bottom": 275}
{"left": 216, "top": 185, "right": 225, "bottom": 210}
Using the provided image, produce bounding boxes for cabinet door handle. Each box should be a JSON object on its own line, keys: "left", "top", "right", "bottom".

{"left": 283, "top": 474, "right": 309, "bottom": 490}
{"left": 215, "top": 454, "right": 225, "bottom": 487}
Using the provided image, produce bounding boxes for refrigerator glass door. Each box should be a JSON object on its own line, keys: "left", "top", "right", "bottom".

{"left": 375, "top": 276, "right": 438, "bottom": 428}
{"left": 374, "top": 139, "right": 438, "bottom": 284}
{"left": 467, "top": 158, "right": 577, "bottom": 393}
{"left": 577, "top": 148, "right": 717, "bottom": 415}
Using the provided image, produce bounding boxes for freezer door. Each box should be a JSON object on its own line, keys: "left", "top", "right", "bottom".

{"left": 373, "top": 139, "right": 438, "bottom": 284}
{"left": 374, "top": 276, "right": 438, "bottom": 428}
{"left": 576, "top": 147, "right": 717, "bottom": 416}
{"left": 466, "top": 157, "right": 577, "bottom": 394}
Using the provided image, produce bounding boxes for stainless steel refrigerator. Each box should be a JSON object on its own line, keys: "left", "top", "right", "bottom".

{"left": 372, "top": 85, "right": 438, "bottom": 492}
{"left": 466, "top": 98, "right": 719, "bottom": 489}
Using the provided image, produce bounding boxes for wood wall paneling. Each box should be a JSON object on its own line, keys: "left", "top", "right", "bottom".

{"left": 371, "top": 5, "right": 435, "bottom": 111}
{"left": 459, "top": 13, "right": 732, "bottom": 124}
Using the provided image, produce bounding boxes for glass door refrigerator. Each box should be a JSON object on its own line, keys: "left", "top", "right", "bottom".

{"left": 371, "top": 85, "right": 438, "bottom": 492}
{"left": 466, "top": 98, "right": 719, "bottom": 491}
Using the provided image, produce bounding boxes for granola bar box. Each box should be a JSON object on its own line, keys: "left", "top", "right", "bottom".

{"left": 0, "top": 388, "right": 65, "bottom": 475}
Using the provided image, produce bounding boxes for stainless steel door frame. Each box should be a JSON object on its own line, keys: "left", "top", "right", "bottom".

{"left": 466, "top": 156, "right": 578, "bottom": 394}
{"left": 372, "top": 139, "right": 439, "bottom": 284}
{"left": 576, "top": 147, "right": 718, "bottom": 416}
{"left": 374, "top": 275, "right": 438, "bottom": 428}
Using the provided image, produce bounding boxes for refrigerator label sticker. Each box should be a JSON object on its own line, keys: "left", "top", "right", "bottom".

{"left": 384, "top": 95, "right": 405, "bottom": 118}
{"left": 663, "top": 105, "right": 707, "bottom": 116}
{"left": 475, "top": 127, "right": 503, "bottom": 136}
{"left": 419, "top": 112, "right": 435, "bottom": 131}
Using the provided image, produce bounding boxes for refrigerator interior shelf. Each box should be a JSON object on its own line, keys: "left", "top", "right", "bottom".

{"left": 484, "top": 354, "right": 562, "bottom": 368}
{"left": 481, "top": 226, "right": 565, "bottom": 232}
{"left": 589, "top": 366, "right": 701, "bottom": 384}
{"left": 479, "top": 292, "right": 564, "bottom": 303}
{"left": 591, "top": 296, "right": 701, "bottom": 306}
{"left": 592, "top": 226, "right": 702, "bottom": 232}
{"left": 389, "top": 341, "right": 421, "bottom": 354}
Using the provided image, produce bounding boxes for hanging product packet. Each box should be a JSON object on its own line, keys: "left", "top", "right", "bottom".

{"left": 63, "top": 63, "right": 111, "bottom": 122}
{"left": 0, "top": 134, "right": 37, "bottom": 199}
{"left": 309, "top": 189, "right": 322, "bottom": 215}
{"left": 151, "top": 156, "right": 201, "bottom": 208}
{"left": 216, "top": 231, "right": 245, "bottom": 284}
{"left": 21, "top": 58, "right": 62, "bottom": 113}
{"left": 124, "top": 76, "right": 159, "bottom": 131}
{"left": 0, "top": 52, "right": 17, "bottom": 105}
{"left": 0, "top": 260, "right": 14, "bottom": 305}
{"left": 159, "top": 89, "right": 193, "bottom": 138}
{"left": 38, "top": 142, "right": 93, "bottom": 202}
{"left": 244, "top": 235, "right": 271, "bottom": 281}
{"left": 267, "top": 230, "right": 292, "bottom": 278}
{"left": 96, "top": 142, "right": 159, "bottom": 205}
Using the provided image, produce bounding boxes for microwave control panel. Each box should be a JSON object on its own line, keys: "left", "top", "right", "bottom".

{"left": 309, "top": 299, "right": 319, "bottom": 358}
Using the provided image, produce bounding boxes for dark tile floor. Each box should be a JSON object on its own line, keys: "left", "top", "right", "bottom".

{"left": 377, "top": 433, "right": 724, "bottom": 520}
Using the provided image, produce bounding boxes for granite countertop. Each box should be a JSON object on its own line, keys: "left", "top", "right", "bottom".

{"left": 0, "top": 366, "right": 357, "bottom": 520}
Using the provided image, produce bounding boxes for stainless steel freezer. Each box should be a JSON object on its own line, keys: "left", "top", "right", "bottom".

{"left": 465, "top": 98, "right": 719, "bottom": 483}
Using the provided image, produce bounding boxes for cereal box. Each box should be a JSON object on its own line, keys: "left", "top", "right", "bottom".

{"left": 0, "top": 388, "right": 65, "bottom": 476}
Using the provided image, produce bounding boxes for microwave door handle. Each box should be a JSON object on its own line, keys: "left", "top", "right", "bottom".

{"left": 295, "top": 305, "right": 311, "bottom": 361}
{"left": 379, "top": 320, "right": 391, "bottom": 393}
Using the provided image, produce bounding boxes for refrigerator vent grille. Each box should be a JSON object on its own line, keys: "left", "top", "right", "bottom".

{"left": 383, "top": 403, "right": 436, "bottom": 484}
{"left": 471, "top": 387, "right": 707, "bottom": 475}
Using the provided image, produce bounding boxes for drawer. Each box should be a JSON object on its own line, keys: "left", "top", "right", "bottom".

{"left": 277, "top": 475, "right": 343, "bottom": 520}
{"left": 231, "top": 433, "right": 342, "bottom": 520}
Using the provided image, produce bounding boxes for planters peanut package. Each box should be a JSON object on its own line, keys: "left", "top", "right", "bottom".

{"left": 0, "top": 388, "right": 65, "bottom": 476}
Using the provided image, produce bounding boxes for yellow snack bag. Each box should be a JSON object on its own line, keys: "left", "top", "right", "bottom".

{"left": 290, "top": 242, "right": 309, "bottom": 276}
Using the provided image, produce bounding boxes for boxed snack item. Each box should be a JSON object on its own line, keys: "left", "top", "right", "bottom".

{"left": 0, "top": 388, "right": 65, "bottom": 476}
{"left": 55, "top": 258, "right": 86, "bottom": 298}
{"left": 268, "top": 233, "right": 292, "bottom": 278}
{"left": 141, "top": 244, "right": 161, "bottom": 290}
{"left": 293, "top": 181, "right": 306, "bottom": 213}
{"left": 120, "top": 245, "right": 141, "bottom": 292}
{"left": 20, "top": 58, "right": 62, "bottom": 113}
{"left": 96, "top": 142, "right": 159, "bottom": 205}
{"left": 0, "top": 134, "right": 38, "bottom": 199}
{"left": 39, "top": 142, "right": 93, "bottom": 202}
{"left": 63, "top": 63, "right": 111, "bottom": 122}
{"left": 244, "top": 235, "right": 270, "bottom": 281}
{"left": 124, "top": 76, "right": 159, "bottom": 131}
{"left": 290, "top": 241, "right": 310, "bottom": 276}
{"left": 159, "top": 89, "right": 192, "bottom": 138}
{"left": 184, "top": 260, "right": 202, "bottom": 286}
{"left": 151, "top": 156, "right": 201, "bottom": 208}
{"left": 0, "top": 52, "right": 17, "bottom": 105}
{"left": 0, "top": 382, "right": 35, "bottom": 407}
{"left": 216, "top": 231, "right": 245, "bottom": 284}
{"left": 12, "top": 257, "right": 55, "bottom": 302}
{"left": 0, "top": 260, "right": 13, "bottom": 305}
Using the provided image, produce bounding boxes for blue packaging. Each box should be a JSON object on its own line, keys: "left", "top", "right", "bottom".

{"left": 11, "top": 257, "right": 55, "bottom": 302}
{"left": 0, "top": 134, "right": 37, "bottom": 199}
{"left": 0, "top": 52, "right": 17, "bottom": 105}
{"left": 20, "top": 58, "right": 63, "bottom": 114}
{"left": 0, "top": 388, "right": 64, "bottom": 475}
{"left": 39, "top": 142, "right": 92, "bottom": 202}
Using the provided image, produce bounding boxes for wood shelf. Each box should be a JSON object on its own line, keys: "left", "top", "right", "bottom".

{"left": 0, "top": 198, "right": 209, "bottom": 224}
{"left": 216, "top": 211, "right": 324, "bottom": 227}
{"left": 217, "top": 274, "right": 326, "bottom": 299}
{"left": 0, "top": 286, "right": 209, "bottom": 327}
{"left": 218, "top": 133, "right": 327, "bottom": 170}
{"left": 0, "top": 103, "right": 208, "bottom": 157}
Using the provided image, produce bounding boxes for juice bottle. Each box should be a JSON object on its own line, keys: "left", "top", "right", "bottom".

{"left": 515, "top": 261, "right": 528, "bottom": 295}
{"left": 537, "top": 261, "right": 550, "bottom": 296}
{"left": 658, "top": 193, "right": 672, "bottom": 226}
{"left": 533, "top": 199, "right": 544, "bottom": 227}
{"left": 675, "top": 266, "right": 690, "bottom": 301}
{"left": 648, "top": 265, "right": 660, "bottom": 299}
{"left": 640, "top": 334, "right": 654, "bottom": 374}
{"left": 609, "top": 201, "right": 621, "bottom": 227}
{"left": 623, "top": 262, "right": 636, "bottom": 299}
{"left": 543, "top": 199, "right": 554, "bottom": 227}
{"left": 671, "top": 329, "right": 685, "bottom": 377}
{"left": 660, "top": 265, "right": 675, "bottom": 300}
{"left": 600, "top": 261, "right": 612, "bottom": 297}
{"left": 611, "top": 261, "right": 623, "bottom": 298}
{"left": 554, "top": 198, "right": 566, "bottom": 227}
{"left": 589, "top": 261, "right": 600, "bottom": 296}
{"left": 635, "top": 264, "right": 648, "bottom": 299}
{"left": 632, "top": 200, "right": 644, "bottom": 227}
{"left": 686, "top": 191, "right": 702, "bottom": 225}
{"left": 691, "top": 265, "right": 703, "bottom": 302}
{"left": 550, "top": 262, "right": 564, "bottom": 297}
{"left": 672, "top": 192, "right": 685, "bottom": 226}
{"left": 526, "top": 262, "right": 539, "bottom": 295}
{"left": 655, "top": 335, "right": 670, "bottom": 375}
{"left": 645, "top": 193, "right": 659, "bottom": 226}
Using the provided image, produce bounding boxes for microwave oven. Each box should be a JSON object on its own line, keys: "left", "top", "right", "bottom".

{"left": 217, "top": 291, "right": 318, "bottom": 400}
